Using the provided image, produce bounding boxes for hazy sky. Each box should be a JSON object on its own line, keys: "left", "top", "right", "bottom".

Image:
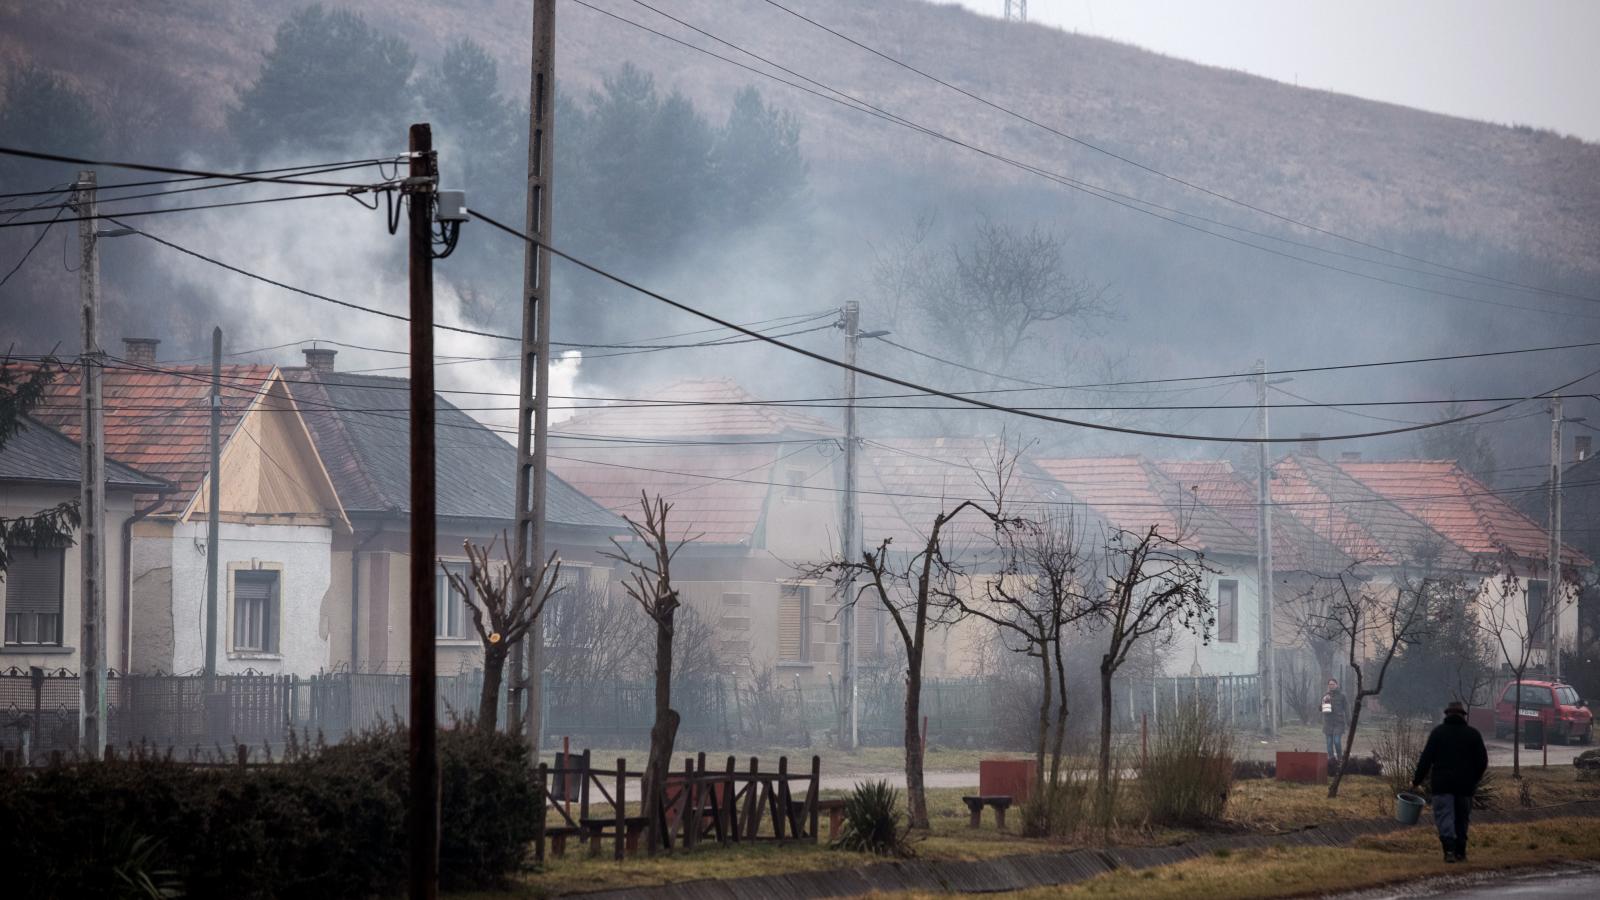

{"left": 956, "top": 0, "right": 1600, "bottom": 141}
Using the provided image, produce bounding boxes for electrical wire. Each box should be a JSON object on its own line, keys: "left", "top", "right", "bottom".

{"left": 755, "top": 0, "right": 1600, "bottom": 307}
{"left": 0, "top": 206, "right": 66, "bottom": 287}
{"left": 0, "top": 159, "right": 398, "bottom": 216}
{"left": 470, "top": 207, "right": 1600, "bottom": 444}
{"left": 0, "top": 190, "right": 373, "bottom": 231}
{"left": 0, "top": 145, "right": 396, "bottom": 190}
{"left": 0, "top": 157, "right": 403, "bottom": 201}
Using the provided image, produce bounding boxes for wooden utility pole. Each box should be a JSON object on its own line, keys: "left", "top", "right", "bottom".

{"left": 837, "top": 302, "right": 860, "bottom": 750}
{"left": 204, "top": 326, "right": 221, "bottom": 691}
{"left": 406, "top": 123, "right": 440, "bottom": 900}
{"left": 1549, "top": 396, "right": 1563, "bottom": 679}
{"left": 1255, "top": 360, "right": 1277, "bottom": 737}
{"left": 73, "top": 170, "right": 107, "bottom": 757}
{"left": 512, "top": 0, "right": 556, "bottom": 754}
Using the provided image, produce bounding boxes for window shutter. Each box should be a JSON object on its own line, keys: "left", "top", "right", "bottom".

{"left": 5, "top": 548, "right": 63, "bottom": 615}
{"left": 1217, "top": 580, "right": 1238, "bottom": 644}
{"left": 778, "top": 588, "right": 803, "bottom": 661}
{"left": 855, "top": 597, "right": 879, "bottom": 660}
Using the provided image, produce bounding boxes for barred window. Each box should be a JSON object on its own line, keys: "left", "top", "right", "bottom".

{"left": 3, "top": 544, "right": 65, "bottom": 646}
{"left": 233, "top": 570, "right": 280, "bottom": 654}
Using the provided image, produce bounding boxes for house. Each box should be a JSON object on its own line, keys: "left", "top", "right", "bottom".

{"left": 280, "top": 348, "right": 621, "bottom": 674}
{"left": 1518, "top": 435, "right": 1600, "bottom": 683}
{"left": 548, "top": 377, "right": 850, "bottom": 680}
{"left": 0, "top": 414, "right": 167, "bottom": 672}
{"left": 33, "top": 343, "right": 350, "bottom": 677}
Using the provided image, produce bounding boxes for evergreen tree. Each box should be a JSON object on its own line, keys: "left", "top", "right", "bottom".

{"left": 710, "top": 87, "right": 805, "bottom": 228}
{"left": 230, "top": 5, "right": 416, "bottom": 157}
{"left": 0, "top": 64, "right": 104, "bottom": 189}
{"left": 1414, "top": 400, "right": 1498, "bottom": 485}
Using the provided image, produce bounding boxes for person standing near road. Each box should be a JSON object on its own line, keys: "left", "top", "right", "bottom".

{"left": 1322, "top": 678, "right": 1350, "bottom": 762}
{"left": 1412, "top": 700, "right": 1489, "bottom": 863}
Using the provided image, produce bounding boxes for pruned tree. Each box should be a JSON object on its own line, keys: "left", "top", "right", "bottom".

{"left": 1314, "top": 557, "right": 1435, "bottom": 797}
{"left": 956, "top": 511, "right": 1097, "bottom": 786}
{"left": 1090, "top": 523, "right": 1215, "bottom": 797}
{"left": 808, "top": 489, "right": 1021, "bottom": 829}
{"left": 1475, "top": 550, "right": 1567, "bottom": 778}
{"left": 441, "top": 533, "right": 563, "bottom": 731}
{"left": 602, "top": 493, "right": 695, "bottom": 849}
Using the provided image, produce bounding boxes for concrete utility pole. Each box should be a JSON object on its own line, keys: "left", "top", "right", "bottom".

{"left": 73, "top": 171, "right": 107, "bottom": 757}
{"left": 1004, "top": 0, "right": 1028, "bottom": 22}
{"left": 406, "top": 123, "right": 440, "bottom": 900}
{"left": 511, "top": 0, "right": 557, "bottom": 756}
{"left": 837, "top": 302, "right": 861, "bottom": 750}
{"left": 204, "top": 326, "right": 221, "bottom": 691}
{"left": 1255, "top": 360, "right": 1277, "bottom": 738}
{"left": 1549, "top": 396, "right": 1563, "bottom": 678}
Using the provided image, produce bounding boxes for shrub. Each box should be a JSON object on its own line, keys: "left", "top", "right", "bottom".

{"left": 832, "top": 780, "right": 913, "bottom": 857}
{"left": 1373, "top": 717, "right": 1430, "bottom": 796}
{"left": 0, "top": 724, "right": 538, "bottom": 898}
{"left": 1138, "top": 701, "right": 1233, "bottom": 826}
{"left": 1020, "top": 767, "right": 1093, "bottom": 837}
{"left": 1231, "top": 759, "right": 1274, "bottom": 780}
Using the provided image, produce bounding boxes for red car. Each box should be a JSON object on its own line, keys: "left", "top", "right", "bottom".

{"left": 1493, "top": 680, "right": 1593, "bottom": 744}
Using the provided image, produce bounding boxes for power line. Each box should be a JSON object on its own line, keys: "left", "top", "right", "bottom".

{"left": 471, "top": 207, "right": 1600, "bottom": 444}
{"left": 0, "top": 145, "right": 395, "bottom": 190}
{"left": 0, "top": 206, "right": 66, "bottom": 287}
{"left": 0, "top": 159, "right": 397, "bottom": 216}
{"left": 0, "top": 157, "right": 402, "bottom": 201}
{"left": 755, "top": 0, "right": 1600, "bottom": 307}
{"left": 579, "top": 0, "right": 1600, "bottom": 321}
{"left": 0, "top": 190, "right": 371, "bottom": 231}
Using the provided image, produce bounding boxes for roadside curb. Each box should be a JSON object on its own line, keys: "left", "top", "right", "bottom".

{"left": 567, "top": 799, "right": 1600, "bottom": 898}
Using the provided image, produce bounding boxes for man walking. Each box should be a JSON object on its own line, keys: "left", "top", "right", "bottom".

{"left": 1322, "top": 678, "right": 1349, "bottom": 763}
{"left": 1412, "top": 700, "right": 1489, "bottom": 863}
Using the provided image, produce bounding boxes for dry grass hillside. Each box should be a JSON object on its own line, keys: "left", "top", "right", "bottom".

{"left": 4, "top": 0, "right": 1597, "bottom": 274}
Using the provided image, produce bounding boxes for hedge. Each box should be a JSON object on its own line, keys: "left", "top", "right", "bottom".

{"left": 0, "top": 724, "right": 540, "bottom": 898}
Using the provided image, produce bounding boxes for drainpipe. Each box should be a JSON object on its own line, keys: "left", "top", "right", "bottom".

{"left": 349, "top": 525, "right": 383, "bottom": 671}
{"left": 119, "top": 498, "right": 164, "bottom": 674}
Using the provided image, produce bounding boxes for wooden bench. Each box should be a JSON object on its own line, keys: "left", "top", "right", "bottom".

{"left": 581, "top": 816, "right": 650, "bottom": 855}
{"left": 544, "top": 825, "right": 583, "bottom": 858}
{"left": 961, "top": 795, "right": 1013, "bottom": 830}
{"left": 815, "top": 798, "right": 847, "bottom": 840}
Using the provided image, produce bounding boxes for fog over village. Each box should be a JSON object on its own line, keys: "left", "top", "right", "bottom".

{"left": 2, "top": 2, "right": 1599, "bottom": 898}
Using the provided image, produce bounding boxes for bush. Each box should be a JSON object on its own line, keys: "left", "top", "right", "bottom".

{"left": 0, "top": 724, "right": 539, "bottom": 898}
{"left": 1231, "top": 759, "right": 1274, "bottom": 780}
{"left": 1138, "top": 701, "right": 1233, "bottom": 826}
{"left": 1020, "top": 767, "right": 1093, "bottom": 837}
{"left": 1373, "top": 717, "right": 1430, "bottom": 796}
{"left": 832, "top": 780, "right": 912, "bottom": 857}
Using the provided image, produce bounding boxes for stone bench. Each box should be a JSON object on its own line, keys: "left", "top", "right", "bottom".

{"left": 961, "top": 795, "right": 1013, "bottom": 830}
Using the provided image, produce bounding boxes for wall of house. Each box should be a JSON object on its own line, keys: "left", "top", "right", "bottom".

{"left": 759, "top": 442, "right": 845, "bottom": 563}
{"left": 129, "top": 519, "right": 175, "bottom": 673}
{"left": 1160, "top": 560, "right": 1264, "bottom": 677}
{"left": 168, "top": 520, "right": 332, "bottom": 675}
{"left": 0, "top": 484, "right": 135, "bottom": 674}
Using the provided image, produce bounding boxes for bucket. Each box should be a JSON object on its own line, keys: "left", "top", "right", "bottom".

{"left": 1395, "top": 792, "right": 1425, "bottom": 825}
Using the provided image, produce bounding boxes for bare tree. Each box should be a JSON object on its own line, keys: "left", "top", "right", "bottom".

{"left": 1475, "top": 551, "right": 1567, "bottom": 779}
{"left": 441, "top": 534, "right": 563, "bottom": 731}
{"left": 957, "top": 511, "right": 1097, "bottom": 785}
{"left": 1090, "top": 524, "right": 1215, "bottom": 796}
{"left": 602, "top": 493, "right": 695, "bottom": 845}
{"left": 1314, "top": 560, "right": 1434, "bottom": 798}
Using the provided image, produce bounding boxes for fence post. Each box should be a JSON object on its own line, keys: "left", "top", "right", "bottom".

{"left": 721, "top": 755, "right": 735, "bottom": 846}
{"left": 807, "top": 755, "right": 820, "bottom": 843}
{"left": 615, "top": 757, "right": 626, "bottom": 862}
{"left": 579, "top": 748, "right": 591, "bottom": 825}
{"left": 535, "top": 762, "right": 549, "bottom": 864}
{"left": 683, "top": 755, "right": 698, "bottom": 849}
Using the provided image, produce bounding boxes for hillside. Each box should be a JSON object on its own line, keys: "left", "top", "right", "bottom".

{"left": 3, "top": 0, "right": 1598, "bottom": 276}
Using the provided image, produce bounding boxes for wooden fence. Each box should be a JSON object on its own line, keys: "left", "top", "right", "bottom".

{"left": 534, "top": 750, "right": 823, "bottom": 860}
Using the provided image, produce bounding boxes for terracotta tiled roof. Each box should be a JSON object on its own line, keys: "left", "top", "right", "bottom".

{"left": 547, "top": 444, "right": 785, "bottom": 545}
{"left": 1337, "top": 459, "right": 1588, "bottom": 567}
{"left": 1269, "top": 455, "right": 1477, "bottom": 570}
{"left": 555, "top": 378, "right": 840, "bottom": 440}
{"left": 1031, "top": 456, "right": 1257, "bottom": 557}
{"left": 34, "top": 362, "right": 273, "bottom": 515}
{"left": 861, "top": 438, "right": 1057, "bottom": 550}
{"left": 1154, "top": 459, "right": 1353, "bottom": 572}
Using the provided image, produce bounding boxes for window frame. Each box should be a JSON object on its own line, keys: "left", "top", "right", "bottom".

{"left": 778, "top": 582, "right": 812, "bottom": 664}
{"left": 2, "top": 543, "right": 66, "bottom": 647}
{"left": 231, "top": 568, "right": 281, "bottom": 655}
{"left": 1526, "top": 578, "right": 1549, "bottom": 649}
{"left": 1215, "top": 578, "right": 1239, "bottom": 644}
{"left": 435, "top": 561, "right": 473, "bottom": 641}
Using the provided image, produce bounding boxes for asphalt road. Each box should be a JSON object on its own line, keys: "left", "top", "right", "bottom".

{"left": 1406, "top": 868, "right": 1600, "bottom": 898}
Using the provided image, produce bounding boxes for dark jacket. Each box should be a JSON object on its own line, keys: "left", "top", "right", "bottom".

{"left": 1322, "top": 689, "right": 1350, "bottom": 736}
{"left": 1412, "top": 716, "right": 1489, "bottom": 795}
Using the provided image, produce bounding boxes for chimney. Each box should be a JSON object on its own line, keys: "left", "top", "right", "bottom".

{"left": 1339, "top": 451, "right": 1362, "bottom": 463}
{"left": 1299, "top": 432, "right": 1321, "bottom": 457}
{"left": 302, "top": 347, "right": 337, "bottom": 374}
{"left": 122, "top": 337, "right": 160, "bottom": 364}
{"left": 1577, "top": 435, "right": 1592, "bottom": 463}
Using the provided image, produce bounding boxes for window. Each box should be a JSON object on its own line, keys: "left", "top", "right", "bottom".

{"left": 854, "top": 595, "right": 883, "bottom": 662}
{"left": 784, "top": 468, "right": 807, "bottom": 500}
{"left": 233, "top": 570, "right": 280, "bottom": 654}
{"left": 1526, "top": 579, "right": 1549, "bottom": 648}
{"left": 1517, "top": 684, "right": 1554, "bottom": 706}
{"left": 435, "top": 564, "right": 470, "bottom": 639}
{"left": 1215, "top": 579, "right": 1239, "bottom": 643}
{"left": 778, "top": 583, "right": 811, "bottom": 663}
{"left": 720, "top": 592, "right": 752, "bottom": 632}
{"left": 3, "top": 544, "right": 65, "bottom": 645}
{"left": 1556, "top": 685, "right": 1580, "bottom": 706}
